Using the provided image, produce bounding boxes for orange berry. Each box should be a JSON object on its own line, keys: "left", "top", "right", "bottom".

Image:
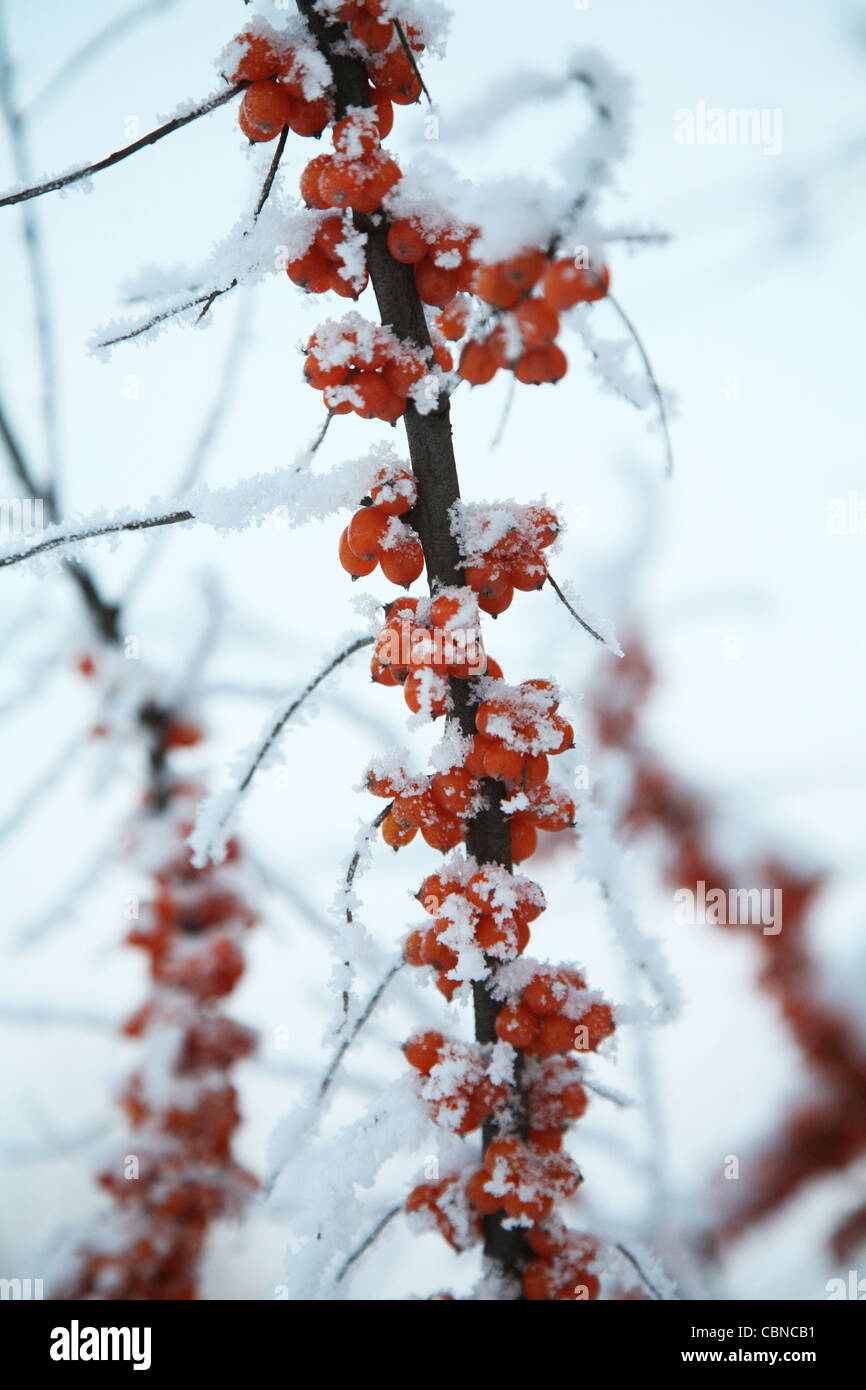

{"left": 515, "top": 345, "right": 568, "bottom": 385}
{"left": 474, "top": 264, "right": 521, "bottom": 309}
{"left": 578, "top": 1002, "right": 615, "bottom": 1051}
{"left": 523, "top": 970, "right": 569, "bottom": 1016}
{"left": 482, "top": 743, "right": 525, "bottom": 784}
{"left": 372, "top": 92, "right": 394, "bottom": 138}
{"left": 347, "top": 505, "right": 390, "bottom": 561}
{"left": 436, "top": 296, "right": 469, "bottom": 341}
{"left": 415, "top": 256, "right": 462, "bottom": 307}
{"left": 387, "top": 218, "right": 429, "bottom": 264}
{"left": 542, "top": 259, "right": 610, "bottom": 309}
{"left": 431, "top": 769, "right": 476, "bottom": 817}
{"left": 339, "top": 526, "right": 377, "bottom": 577}
{"left": 370, "top": 466, "right": 417, "bottom": 514}
{"left": 288, "top": 95, "right": 332, "bottom": 137}
{"left": 238, "top": 80, "right": 292, "bottom": 142}
{"left": 465, "top": 1168, "right": 500, "bottom": 1215}
{"left": 286, "top": 243, "right": 332, "bottom": 293}
{"left": 403, "top": 669, "right": 449, "bottom": 717}
{"left": 382, "top": 811, "right": 417, "bottom": 849}
{"left": 380, "top": 534, "right": 424, "bottom": 587}
{"left": 383, "top": 351, "right": 427, "bottom": 398}
{"left": 420, "top": 812, "right": 464, "bottom": 852}
{"left": 300, "top": 155, "right": 333, "bottom": 209}
{"left": 495, "top": 1003, "right": 539, "bottom": 1049}
{"left": 536, "top": 1014, "right": 576, "bottom": 1057}
{"left": 333, "top": 112, "right": 380, "bottom": 159}
{"left": 514, "top": 298, "right": 560, "bottom": 346}
{"left": 459, "top": 340, "right": 498, "bottom": 386}
{"left": 478, "top": 583, "right": 514, "bottom": 617}
{"left": 510, "top": 814, "right": 538, "bottom": 862}
{"left": 404, "top": 1031, "right": 445, "bottom": 1073}
{"left": 484, "top": 656, "right": 504, "bottom": 680}
{"left": 508, "top": 554, "right": 547, "bottom": 591}
{"left": 463, "top": 561, "right": 509, "bottom": 600}
{"left": 501, "top": 248, "right": 546, "bottom": 291}
{"left": 403, "top": 927, "right": 435, "bottom": 966}
{"left": 227, "top": 31, "right": 281, "bottom": 83}
{"left": 436, "top": 972, "right": 460, "bottom": 1000}
{"left": 303, "top": 352, "right": 347, "bottom": 390}
{"left": 351, "top": 11, "right": 394, "bottom": 52}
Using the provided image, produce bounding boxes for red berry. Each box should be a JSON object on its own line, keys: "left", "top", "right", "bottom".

{"left": 238, "top": 80, "right": 291, "bottom": 142}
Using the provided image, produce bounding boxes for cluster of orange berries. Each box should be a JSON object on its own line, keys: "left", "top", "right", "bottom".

{"left": 227, "top": 28, "right": 334, "bottom": 142}
{"left": 495, "top": 966, "right": 615, "bottom": 1059}
{"left": 305, "top": 316, "right": 440, "bottom": 424}
{"left": 399, "top": 862, "right": 546, "bottom": 994}
{"left": 367, "top": 590, "right": 487, "bottom": 709}
{"left": 455, "top": 249, "right": 610, "bottom": 388}
{"left": 385, "top": 216, "right": 480, "bottom": 308}
{"left": 457, "top": 503, "right": 560, "bottom": 615}
{"left": 65, "top": 790, "right": 257, "bottom": 1300}
{"left": 407, "top": 1148, "right": 599, "bottom": 1298}
{"left": 339, "top": 468, "right": 425, "bottom": 586}
{"left": 404, "top": 1034, "right": 507, "bottom": 1134}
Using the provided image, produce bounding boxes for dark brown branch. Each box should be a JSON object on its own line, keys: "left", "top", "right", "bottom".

{"left": 0, "top": 84, "right": 245, "bottom": 209}
{"left": 296, "top": 0, "right": 529, "bottom": 1292}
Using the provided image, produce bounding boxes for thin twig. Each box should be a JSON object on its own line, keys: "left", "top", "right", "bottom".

{"left": 236, "top": 637, "right": 375, "bottom": 803}
{"left": 193, "top": 637, "right": 376, "bottom": 866}
{"left": 0, "top": 508, "right": 194, "bottom": 570}
{"left": 606, "top": 291, "right": 674, "bottom": 478}
{"left": 614, "top": 1242, "right": 676, "bottom": 1301}
{"left": 100, "top": 125, "right": 285, "bottom": 343}
{"left": 254, "top": 124, "right": 289, "bottom": 218}
{"left": 0, "top": 83, "right": 245, "bottom": 209}
{"left": 393, "top": 20, "right": 432, "bottom": 104}
{"left": 345, "top": 805, "right": 390, "bottom": 928}
{"left": 98, "top": 288, "right": 235, "bottom": 347}
{"left": 319, "top": 961, "right": 403, "bottom": 1102}
{"left": 546, "top": 573, "right": 607, "bottom": 645}
{"left": 490, "top": 373, "right": 517, "bottom": 448}
{"left": 335, "top": 1205, "right": 401, "bottom": 1284}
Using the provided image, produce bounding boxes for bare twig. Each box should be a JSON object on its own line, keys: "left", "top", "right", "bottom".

{"left": 319, "top": 961, "right": 403, "bottom": 1102}
{"left": 335, "top": 1204, "right": 401, "bottom": 1284}
{"left": 0, "top": 508, "right": 194, "bottom": 570}
{"left": 393, "top": 19, "right": 432, "bottom": 104}
{"left": 606, "top": 291, "right": 674, "bottom": 478}
{"left": 0, "top": 83, "right": 245, "bottom": 209}
{"left": 614, "top": 1242, "right": 677, "bottom": 1301}
{"left": 546, "top": 573, "right": 607, "bottom": 645}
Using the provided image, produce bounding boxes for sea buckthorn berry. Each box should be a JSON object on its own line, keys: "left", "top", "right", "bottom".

{"left": 459, "top": 340, "right": 498, "bottom": 386}
{"left": 436, "top": 973, "right": 460, "bottom": 1000}
{"left": 383, "top": 351, "right": 427, "bottom": 399}
{"left": 238, "top": 80, "right": 292, "bottom": 142}
{"left": 347, "top": 505, "right": 391, "bottom": 561}
{"left": 300, "top": 155, "right": 333, "bottom": 208}
{"left": 542, "top": 259, "right": 610, "bottom": 309}
{"left": 404, "top": 1031, "right": 445, "bottom": 1073}
{"left": 523, "top": 969, "right": 573, "bottom": 1016}
{"left": 510, "top": 813, "right": 538, "bottom": 862}
{"left": 387, "top": 218, "right": 429, "bottom": 264}
{"left": 578, "top": 1002, "right": 616, "bottom": 1051}
{"left": 431, "top": 768, "right": 476, "bottom": 817}
{"left": 288, "top": 95, "right": 332, "bottom": 137}
{"left": 226, "top": 30, "right": 281, "bottom": 83}
{"left": 333, "top": 111, "right": 380, "bottom": 160}
{"left": 417, "top": 871, "right": 463, "bottom": 914}
{"left": 370, "top": 466, "right": 417, "bottom": 515}
{"left": 436, "top": 296, "right": 470, "bottom": 341}
{"left": 351, "top": 10, "right": 394, "bottom": 52}
{"left": 516, "top": 344, "right": 568, "bottom": 385}
{"left": 382, "top": 811, "right": 417, "bottom": 849}
{"left": 403, "top": 669, "right": 449, "bottom": 718}
{"left": 415, "top": 257, "right": 462, "bottom": 307}
{"left": 495, "top": 1002, "right": 539, "bottom": 1049}
{"left": 380, "top": 533, "right": 424, "bottom": 587}
{"left": 478, "top": 583, "right": 514, "bottom": 617}
{"left": 465, "top": 1168, "right": 501, "bottom": 1215}
{"left": 286, "top": 243, "right": 333, "bottom": 293}
{"left": 403, "top": 927, "right": 435, "bottom": 966}
{"left": 339, "top": 527, "right": 377, "bottom": 578}
{"left": 474, "top": 264, "right": 522, "bottom": 309}
{"left": 514, "top": 298, "right": 560, "bottom": 347}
